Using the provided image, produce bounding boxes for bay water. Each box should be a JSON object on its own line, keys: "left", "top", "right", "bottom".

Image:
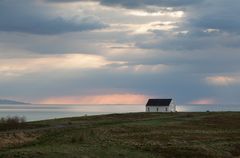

{"left": 0, "top": 104, "right": 239, "bottom": 121}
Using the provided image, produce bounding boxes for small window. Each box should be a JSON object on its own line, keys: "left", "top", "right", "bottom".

{"left": 148, "top": 107, "right": 150, "bottom": 112}
{"left": 165, "top": 107, "right": 168, "bottom": 111}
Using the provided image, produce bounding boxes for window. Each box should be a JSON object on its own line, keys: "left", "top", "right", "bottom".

{"left": 157, "top": 108, "right": 158, "bottom": 112}
{"left": 165, "top": 107, "right": 168, "bottom": 111}
{"left": 148, "top": 107, "right": 150, "bottom": 112}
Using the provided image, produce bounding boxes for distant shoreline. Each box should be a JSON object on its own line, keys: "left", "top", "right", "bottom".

{"left": 0, "top": 99, "right": 30, "bottom": 105}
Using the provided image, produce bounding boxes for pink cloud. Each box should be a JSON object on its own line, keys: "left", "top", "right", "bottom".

{"left": 205, "top": 76, "right": 237, "bottom": 86}
{"left": 39, "top": 93, "right": 149, "bottom": 104}
{"left": 190, "top": 98, "right": 217, "bottom": 105}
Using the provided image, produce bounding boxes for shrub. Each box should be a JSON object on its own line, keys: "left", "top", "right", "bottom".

{"left": 0, "top": 116, "right": 26, "bottom": 124}
{"left": 0, "top": 116, "right": 26, "bottom": 130}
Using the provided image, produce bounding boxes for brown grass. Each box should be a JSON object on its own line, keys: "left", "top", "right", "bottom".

{"left": 0, "top": 131, "right": 39, "bottom": 149}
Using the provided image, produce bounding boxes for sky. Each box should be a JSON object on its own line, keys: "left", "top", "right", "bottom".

{"left": 0, "top": 0, "right": 240, "bottom": 104}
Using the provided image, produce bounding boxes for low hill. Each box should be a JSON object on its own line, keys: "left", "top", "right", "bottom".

{"left": 0, "top": 112, "right": 240, "bottom": 158}
{"left": 0, "top": 99, "right": 29, "bottom": 105}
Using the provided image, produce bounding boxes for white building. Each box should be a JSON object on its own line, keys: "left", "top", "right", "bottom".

{"left": 146, "top": 99, "right": 176, "bottom": 112}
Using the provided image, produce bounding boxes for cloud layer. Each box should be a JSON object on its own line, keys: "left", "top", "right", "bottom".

{"left": 0, "top": 0, "right": 107, "bottom": 34}
{"left": 0, "top": 0, "right": 240, "bottom": 104}
{"left": 47, "top": 0, "right": 203, "bottom": 8}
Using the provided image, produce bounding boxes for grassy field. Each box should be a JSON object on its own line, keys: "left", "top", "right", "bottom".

{"left": 0, "top": 112, "right": 240, "bottom": 158}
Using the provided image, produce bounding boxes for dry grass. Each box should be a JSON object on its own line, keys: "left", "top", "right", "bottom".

{"left": 0, "top": 112, "right": 239, "bottom": 158}
{"left": 0, "top": 131, "right": 39, "bottom": 149}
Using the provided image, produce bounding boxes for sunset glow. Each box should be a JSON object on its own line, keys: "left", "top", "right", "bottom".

{"left": 40, "top": 94, "right": 149, "bottom": 104}
{"left": 205, "top": 76, "right": 237, "bottom": 86}
{"left": 190, "top": 99, "right": 217, "bottom": 105}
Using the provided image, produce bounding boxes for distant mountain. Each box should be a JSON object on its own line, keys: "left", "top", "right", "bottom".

{"left": 0, "top": 99, "right": 30, "bottom": 105}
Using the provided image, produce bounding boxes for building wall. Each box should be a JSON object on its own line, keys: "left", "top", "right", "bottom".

{"left": 170, "top": 100, "right": 176, "bottom": 112}
{"left": 146, "top": 106, "right": 169, "bottom": 112}
{"left": 169, "top": 102, "right": 176, "bottom": 112}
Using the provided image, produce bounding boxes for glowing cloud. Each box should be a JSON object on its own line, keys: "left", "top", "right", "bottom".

{"left": 0, "top": 54, "right": 123, "bottom": 77}
{"left": 190, "top": 98, "right": 217, "bottom": 105}
{"left": 116, "top": 64, "right": 169, "bottom": 73}
{"left": 203, "top": 28, "right": 220, "bottom": 33}
{"left": 134, "top": 21, "right": 178, "bottom": 34}
{"left": 39, "top": 93, "right": 149, "bottom": 104}
{"left": 205, "top": 76, "right": 237, "bottom": 86}
{"left": 128, "top": 10, "right": 184, "bottom": 18}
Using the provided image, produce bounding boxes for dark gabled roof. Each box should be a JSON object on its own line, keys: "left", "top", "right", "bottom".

{"left": 146, "top": 99, "right": 172, "bottom": 106}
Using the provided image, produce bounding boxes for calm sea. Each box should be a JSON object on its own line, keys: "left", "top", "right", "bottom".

{"left": 0, "top": 104, "right": 239, "bottom": 121}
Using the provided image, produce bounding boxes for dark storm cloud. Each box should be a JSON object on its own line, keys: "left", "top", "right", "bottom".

{"left": 47, "top": 0, "right": 204, "bottom": 8}
{"left": 134, "top": 0, "right": 240, "bottom": 51}
{"left": 0, "top": 67, "right": 218, "bottom": 104}
{"left": 192, "top": 14, "right": 240, "bottom": 34}
{"left": 188, "top": 0, "right": 240, "bottom": 34}
{"left": 100, "top": 0, "right": 203, "bottom": 8}
{"left": 0, "top": 0, "right": 107, "bottom": 34}
{"left": 3, "top": 63, "right": 240, "bottom": 104}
